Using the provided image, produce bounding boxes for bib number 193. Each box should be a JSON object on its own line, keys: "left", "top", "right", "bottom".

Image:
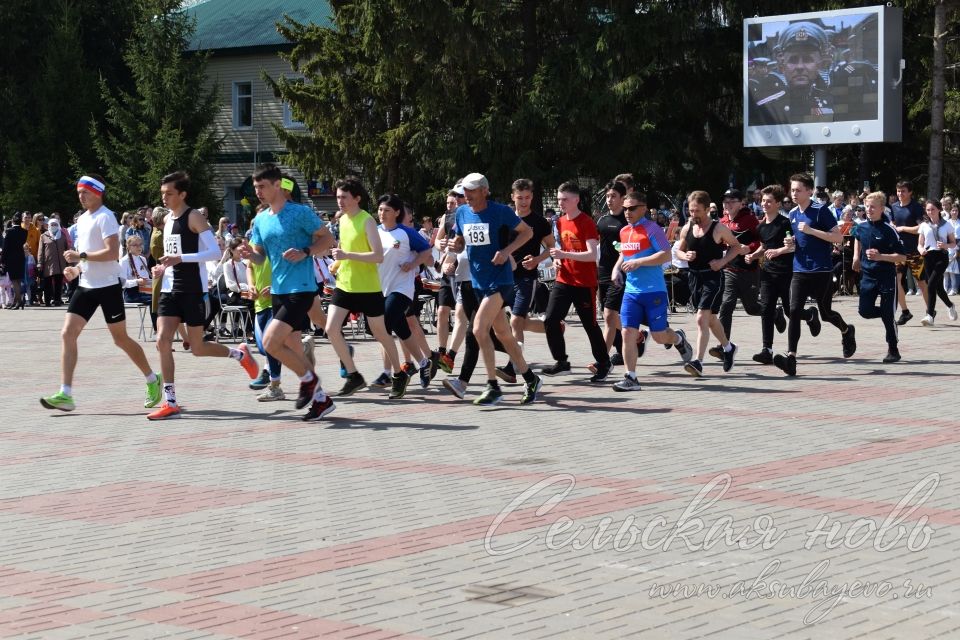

{"left": 463, "top": 223, "right": 489, "bottom": 246}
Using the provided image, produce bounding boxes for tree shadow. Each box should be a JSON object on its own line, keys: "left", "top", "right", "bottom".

{"left": 325, "top": 419, "right": 479, "bottom": 431}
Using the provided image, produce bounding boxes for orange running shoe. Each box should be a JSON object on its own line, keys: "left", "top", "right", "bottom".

{"left": 147, "top": 402, "right": 181, "bottom": 421}
{"left": 237, "top": 343, "right": 259, "bottom": 379}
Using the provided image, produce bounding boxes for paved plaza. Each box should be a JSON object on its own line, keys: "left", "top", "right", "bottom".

{"left": 0, "top": 296, "right": 958, "bottom": 639}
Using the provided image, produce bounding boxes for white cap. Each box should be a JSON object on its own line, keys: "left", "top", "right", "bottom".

{"left": 460, "top": 173, "right": 489, "bottom": 190}
{"left": 452, "top": 183, "right": 465, "bottom": 196}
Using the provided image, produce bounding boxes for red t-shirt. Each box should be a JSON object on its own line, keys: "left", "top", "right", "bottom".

{"left": 556, "top": 213, "right": 599, "bottom": 288}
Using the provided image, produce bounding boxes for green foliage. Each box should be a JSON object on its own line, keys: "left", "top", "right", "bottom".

{"left": 93, "top": 0, "right": 221, "bottom": 216}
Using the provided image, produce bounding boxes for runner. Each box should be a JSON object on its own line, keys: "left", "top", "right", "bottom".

{"left": 773, "top": 173, "right": 856, "bottom": 376}
{"left": 595, "top": 180, "right": 630, "bottom": 367}
{"left": 541, "top": 182, "right": 611, "bottom": 381}
{"left": 851, "top": 191, "right": 905, "bottom": 363}
{"left": 448, "top": 172, "right": 542, "bottom": 405}
{"left": 148, "top": 171, "right": 261, "bottom": 420}
{"left": 245, "top": 252, "right": 285, "bottom": 401}
{"left": 713, "top": 188, "right": 762, "bottom": 358}
{"left": 917, "top": 198, "right": 958, "bottom": 326}
{"left": 40, "top": 174, "right": 162, "bottom": 412}
{"left": 609, "top": 192, "right": 694, "bottom": 391}
{"left": 324, "top": 178, "right": 409, "bottom": 399}
{"left": 433, "top": 189, "right": 461, "bottom": 369}
{"left": 675, "top": 190, "right": 745, "bottom": 376}
{"left": 890, "top": 180, "right": 926, "bottom": 325}
{"left": 496, "top": 178, "right": 554, "bottom": 384}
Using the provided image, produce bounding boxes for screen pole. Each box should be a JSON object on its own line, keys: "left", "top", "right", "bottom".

{"left": 813, "top": 146, "right": 828, "bottom": 191}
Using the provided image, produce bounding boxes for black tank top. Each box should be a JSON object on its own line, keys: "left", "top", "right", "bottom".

{"left": 685, "top": 220, "right": 725, "bottom": 271}
{"left": 166, "top": 208, "right": 203, "bottom": 293}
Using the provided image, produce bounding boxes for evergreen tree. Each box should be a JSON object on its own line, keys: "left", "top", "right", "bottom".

{"left": 93, "top": 0, "right": 221, "bottom": 215}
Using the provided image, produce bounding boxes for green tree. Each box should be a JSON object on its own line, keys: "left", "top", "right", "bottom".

{"left": 93, "top": 0, "right": 221, "bottom": 215}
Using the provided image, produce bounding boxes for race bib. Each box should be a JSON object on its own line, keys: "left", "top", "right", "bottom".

{"left": 164, "top": 234, "right": 182, "bottom": 256}
{"left": 463, "top": 223, "right": 490, "bottom": 246}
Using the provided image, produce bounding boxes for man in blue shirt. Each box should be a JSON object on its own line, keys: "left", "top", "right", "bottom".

{"left": 889, "top": 180, "right": 926, "bottom": 325}
{"left": 449, "top": 172, "right": 542, "bottom": 406}
{"left": 774, "top": 173, "right": 856, "bottom": 376}
{"left": 852, "top": 192, "right": 905, "bottom": 363}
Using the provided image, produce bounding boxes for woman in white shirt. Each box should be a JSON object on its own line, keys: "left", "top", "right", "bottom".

{"left": 918, "top": 199, "right": 957, "bottom": 326}
{"left": 222, "top": 238, "right": 251, "bottom": 297}
{"left": 120, "top": 235, "right": 152, "bottom": 305}
{"left": 945, "top": 202, "right": 960, "bottom": 295}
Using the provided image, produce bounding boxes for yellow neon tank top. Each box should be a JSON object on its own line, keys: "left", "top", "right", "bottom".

{"left": 337, "top": 209, "right": 381, "bottom": 293}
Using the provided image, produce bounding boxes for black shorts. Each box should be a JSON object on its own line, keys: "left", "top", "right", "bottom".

{"left": 688, "top": 269, "right": 723, "bottom": 313}
{"left": 438, "top": 282, "right": 455, "bottom": 308}
{"left": 272, "top": 292, "right": 316, "bottom": 332}
{"left": 599, "top": 280, "right": 625, "bottom": 313}
{"left": 67, "top": 284, "right": 126, "bottom": 324}
{"left": 158, "top": 291, "right": 208, "bottom": 327}
{"left": 330, "top": 288, "right": 385, "bottom": 317}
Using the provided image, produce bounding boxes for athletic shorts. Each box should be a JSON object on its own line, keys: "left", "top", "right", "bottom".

{"left": 68, "top": 284, "right": 126, "bottom": 324}
{"left": 688, "top": 269, "right": 723, "bottom": 313}
{"left": 599, "top": 280, "right": 625, "bottom": 312}
{"left": 438, "top": 282, "right": 455, "bottom": 308}
{"left": 510, "top": 275, "right": 537, "bottom": 317}
{"left": 330, "top": 288, "right": 385, "bottom": 317}
{"left": 158, "top": 291, "right": 207, "bottom": 326}
{"left": 272, "top": 292, "right": 315, "bottom": 332}
{"left": 476, "top": 283, "right": 513, "bottom": 307}
{"left": 621, "top": 291, "right": 670, "bottom": 332}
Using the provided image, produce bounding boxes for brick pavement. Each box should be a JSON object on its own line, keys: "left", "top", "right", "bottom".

{"left": 0, "top": 296, "right": 958, "bottom": 639}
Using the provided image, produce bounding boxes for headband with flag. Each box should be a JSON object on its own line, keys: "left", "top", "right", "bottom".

{"left": 77, "top": 176, "right": 105, "bottom": 196}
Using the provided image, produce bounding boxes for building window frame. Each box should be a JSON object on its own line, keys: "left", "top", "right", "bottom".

{"left": 232, "top": 81, "right": 253, "bottom": 130}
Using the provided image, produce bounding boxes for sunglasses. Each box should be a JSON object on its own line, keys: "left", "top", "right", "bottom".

{"left": 624, "top": 204, "right": 646, "bottom": 212}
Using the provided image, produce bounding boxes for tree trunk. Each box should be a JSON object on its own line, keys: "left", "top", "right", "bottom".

{"left": 928, "top": 1, "right": 947, "bottom": 199}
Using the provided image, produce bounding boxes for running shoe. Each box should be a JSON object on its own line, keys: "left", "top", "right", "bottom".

{"left": 520, "top": 374, "right": 542, "bottom": 405}
{"left": 401, "top": 362, "right": 417, "bottom": 377}
{"left": 773, "top": 352, "right": 797, "bottom": 376}
{"left": 541, "top": 360, "right": 571, "bottom": 376}
{"left": 675, "top": 329, "right": 693, "bottom": 364}
{"left": 249, "top": 369, "right": 270, "bottom": 390}
{"left": 419, "top": 362, "right": 431, "bottom": 389}
{"left": 237, "top": 343, "right": 260, "bottom": 379}
{"left": 637, "top": 330, "right": 648, "bottom": 359}
{"left": 920, "top": 314, "right": 935, "bottom": 327}
{"left": 722, "top": 342, "right": 738, "bottom": 373}
{"left": 752, "top": 349, "right": 773, "bottom": 365}
{"left": 473, "top": 384, "right": 503, "bottom": 406}
{"left": 610, "top": 352, "right": 625, "bottom": 365}
{"left": 257, "top": 385, "right": 285, "bottom": 402}
{"left": 588, "top": 361, "right": 612, "bottom": 383}
{"left": 683, "top": 359, "right": 703, "bottom": 378}
{"left": 147, "top": 402, "right": 181, "bottom": 420}
{"left": 338, "top": 372, "right": 366, "bottom": 397}
{"left": 774, "top": 305, "right": 787, "bottom": 334}
{"left": 40, "top": 391, "right": 75, "bottom": 412}
{"left": 389, "top": 371, "right": 409, "bottom": 399}
{"left": 339, "top": 344, "right": 355, "bottom": 378}
{"left": 295, "top": 374, "right": 318, "bottom": 409}
{"left": 896, "top": 310, "right": 913, "bottom": 326}
{"left": 882, "top": 346, "right": 901, "bottom": 363}
{"left": 302, "top": 395, "right": 335, "bottom": 421}
{"left": 612, "top": 374, "right": 641, "bottom": 392}
{"left": 145, "top": 374, "right": 163, "bottom": 408}
{"left": 438, "top": 352, "right": 456, "bottom": 374}
{"left": 429, "top": 351, "right": 440, "bottom": 380}
{"left": 496, "top": 363, "right": 517, "bottom": 384}
{"left": 841, "top": 325, "right": 857, "bottom": 358}
{"left": 806, "top": 307, "right": 822, "bottom": 337}
{"left": 708, "top": 344, "right": 723, "bottom": 360}
{"left": 370, "top": 372, "right": 392, "bottom": 388}
{"left": 949, "top": 305, "right": 958, "bottom": 322}
{"left": 302, "top": 334, "right": 316, "bottom": 369}
{"left": 442, "top": 378, "right": 467, "bottom": 400}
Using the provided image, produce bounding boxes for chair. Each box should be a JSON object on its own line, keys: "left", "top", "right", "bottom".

{"left": 215, "top": 304, "right": 252, "bottom": 343}
{"left": 418, "top": 294, "right": 437, "bottom": 334}
{"left": 124, "top": 302, "right": 153, "bottom": 341}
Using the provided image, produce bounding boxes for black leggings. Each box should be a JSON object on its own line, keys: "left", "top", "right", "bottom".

{"left": 457, "top": 283, "right": 507, "bottom": 383}
{"left": 544, "top": 282, "right": 609, "bottom": 365}
{"left": 788, "top": 272, "right": 848, "bottom": 353}
{"left": 384, "top": 292, "right": 413, "bottom": 340}
{"left": 858, "top": 273, "right": 898, "bottom": 347}
{"left": 759, "top": 270, "right": 791, "bottom": 350}
{"left": 923, "top": 251, "right": 953, "bottom": 316}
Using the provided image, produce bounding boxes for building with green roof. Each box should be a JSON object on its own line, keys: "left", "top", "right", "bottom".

{"left": 184, "top": 0, "right": 333, "bottom": 224}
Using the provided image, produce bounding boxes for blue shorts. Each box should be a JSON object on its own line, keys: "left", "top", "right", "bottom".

{"left": 510, "top": 276, "right": 537, "bottom": 317}
{"left": 476, "top": 283, "right": 514, "bottom": 306}
{"left": 620, "top": 291, "right": 670, "bottom": 332}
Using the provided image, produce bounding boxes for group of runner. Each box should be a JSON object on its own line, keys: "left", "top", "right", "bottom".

{"left": 40, "top": 167, "right": 953, "bottom": 422}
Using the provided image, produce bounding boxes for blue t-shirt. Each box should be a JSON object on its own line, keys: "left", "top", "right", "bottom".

{"left": 890, "top": 199, "right": 924, "bottom": 254}
{"left": 852, "top": 219, "right": 904, "bottom": 279}
{"left": 620, "top": 219, "right": 670, "bottom": 294}
{"left": 250, "top": 202, "right": 321, "bottom": 294}
{"left": 789, "top": 202, "right": 837, "bottom": 273}
{"left": 454, "top": 201, "right": 521, "bottom": 290}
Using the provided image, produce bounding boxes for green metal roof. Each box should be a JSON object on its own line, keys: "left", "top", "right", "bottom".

{"left": 184, "top": 0, "right": 331, "bottom": 52}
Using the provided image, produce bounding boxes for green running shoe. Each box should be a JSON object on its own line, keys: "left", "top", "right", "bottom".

{"left": 145, "top": 374, "right": 163, "bottom": 408}
{"left": 473, "top": 385, "right": 503, "bottom": 406}
{"left": 40, "top": 391, "right": 75, "bottom": 412}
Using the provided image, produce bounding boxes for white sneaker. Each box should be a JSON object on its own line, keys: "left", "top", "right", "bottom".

{"left": 948, "top": 290, "right": 957, "bottom": 296}
{"left": 920, "top": 314, "right": 935, "bottom": 326}
{"left": 949, "top": 306, "right": 958, "bottom": 322}
{"left": 442, "top": 378, "right": 467, "bottom": 400}
{"left": 257, "top": 385, "right": 285, "bottom": 402}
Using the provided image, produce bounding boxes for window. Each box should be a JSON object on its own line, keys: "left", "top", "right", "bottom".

{"left": 283, "top": 102, "right": 305, "bottom": 129}
{"left": 233, "top": 81, "right": 252, "bottom": 129}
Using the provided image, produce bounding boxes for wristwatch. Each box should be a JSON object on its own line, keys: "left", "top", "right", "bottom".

{"left": 302, "top": 246, "right": 312, "bottom": 257}
{"left": 79, "top": 252, "right": 88, "bottom": 260}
